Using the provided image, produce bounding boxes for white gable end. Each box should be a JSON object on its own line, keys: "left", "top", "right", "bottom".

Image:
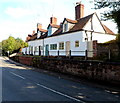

{"left": 52, "top": 28, "right": 58, "bottom": 34}
{"left": 92, "top": 14, "right": 105, "bottom": 33}
{"left": 83, "top": 13, "right": 105, "bottom": 33}
{"left": 83, "top": 19, "right": 92, "bottom": 31}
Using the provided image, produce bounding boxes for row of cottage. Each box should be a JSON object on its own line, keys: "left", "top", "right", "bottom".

{"left": 22, "top": 2, "right": 116, "bottom": 57}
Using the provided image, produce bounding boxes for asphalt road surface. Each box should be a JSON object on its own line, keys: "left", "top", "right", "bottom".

{"left": 0, "top": 57, "right": 120, "bottom": 103}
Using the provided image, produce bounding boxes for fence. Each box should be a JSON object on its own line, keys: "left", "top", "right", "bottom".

{"left": 23, "top": 49, "right": 120, "bottom": 61}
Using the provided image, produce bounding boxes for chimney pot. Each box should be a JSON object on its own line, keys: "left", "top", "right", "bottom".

{"left": 37, "top": 23, "right": 42, "bottom": 32}
{"left": 37, "top": 23, "right": 42, "bottom": 30}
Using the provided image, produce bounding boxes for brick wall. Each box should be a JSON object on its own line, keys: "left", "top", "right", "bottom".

{"left": 11, "top": 56, "right": 120, "bottom": 85}
{"left": 97, "top": 43, "right": 119, "bottom": 57}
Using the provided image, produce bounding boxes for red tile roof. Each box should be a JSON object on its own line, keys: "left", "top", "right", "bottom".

{"left": 69, "top": 13, "right": 94, "bottom": 32}
{"left": 49, "top": 24, "right": 60, "bottom": 28}
{"left": 27, "top": 13, "right": 115, "bottom": 41}
{"left": 65, "top": 18, "right": 77, "bottom": 24}
{"left": 39, "top": 28, "right": 47, "bottom": 33}
{"left": 102, "top": 24, "right": 115, "bottom": 35}
{"left": 27, "top": 33, "right": 37, "bottom": 41}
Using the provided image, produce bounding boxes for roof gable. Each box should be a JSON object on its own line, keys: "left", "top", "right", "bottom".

{"left": 102, "top": 24, "right": 115, "bottom": 35}
{"left": 83, "top": 13, "right": 115, "bottom": 35}
{"left": 27, "top": 12, "right": 115, "bottom": 41}
{"left": 47, "top": 24, "right": 60, "bottom": 29}
{"left": 39, "top": 28, "right": 47, "bottom": 33}
{"left": 69, "top": 13, "right": 94, "bottom": 32}
{"left": 63, "top": 18, "right": 77, "bottom": 24}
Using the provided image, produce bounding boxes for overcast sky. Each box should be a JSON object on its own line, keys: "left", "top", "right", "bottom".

{"left": 0, "top": 0, "right": 117, "bottom": 42}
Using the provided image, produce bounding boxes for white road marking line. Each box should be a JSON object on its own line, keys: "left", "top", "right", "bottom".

{"left": 36, "top": 83, "right": 85, "bottom": 103}
{"left": 10, "top": 72, "right": 25, "bottom": 80}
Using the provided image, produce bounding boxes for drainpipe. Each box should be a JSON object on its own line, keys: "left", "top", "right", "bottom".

{"left": 85, "top": 30, "right": 88, "bottom": 50}
{"left": 43, "top": 38, "right": 44, "bottom": 56}
{"left": 85, "top": 30, "right": 88, "bottom": 59}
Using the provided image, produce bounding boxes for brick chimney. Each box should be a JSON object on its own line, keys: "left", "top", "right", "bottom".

{"left": 50, "top": 17, "right": 57, "bottom": 25}
{"left": 32, "top": 30, "right": 35, "bottom": 35}
{"left": 75, "top": 2, "right": 84, "bottom": 20}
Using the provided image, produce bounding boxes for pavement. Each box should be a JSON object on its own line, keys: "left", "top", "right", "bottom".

{"left": 1, "top": 56, "right": 120, "bottom": 102}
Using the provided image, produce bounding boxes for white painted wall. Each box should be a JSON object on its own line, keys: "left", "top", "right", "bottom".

{"left": 52, "top": 28, "right": 58, "bottom": 34}
{"left": 92, "top": 32, "right": 116, "bottom": 43}
{"left": 22, "top": 31, "right": 87, "bottom": 56}
{"left": 22, "top": 30, "right": 116, "bottom": 57}
{"left": 82, "top": 30, "right": 116, "bottom": 43}
{"left": 44, "top": 31, "right": 86, "bottom": 56}
{"left": 23, "top": 39, "right": 44, "bottom": 55}
{"left": 68, "top": 22, "right": 75, "bottom": 30}
{"left": 92, "top": 14, "right": 105, "bottom": 33}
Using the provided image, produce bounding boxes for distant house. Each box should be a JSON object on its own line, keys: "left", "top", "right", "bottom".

{"left": 22, "top": 3, "right": 116, "bottom": 57}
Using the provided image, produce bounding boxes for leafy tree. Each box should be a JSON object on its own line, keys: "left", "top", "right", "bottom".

{"left": 94, "top": 1, "right": 120, "bottom": 33}
{"left": 116, "top": 33, "right": 120, "bottom": 57}
{"left": 0, "top": 42, "right": 2, "bottom": 56}
{"left": 94, "top": 1, "right": 120, "bottom": 59}
{"left": 1, "top": 36, "right": 28, "bottom": 56}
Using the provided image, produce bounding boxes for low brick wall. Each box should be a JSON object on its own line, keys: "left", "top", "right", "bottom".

{"left": 11, "top": 56, "right": 120, "bottom": 85}
{"left": 19, "top": 56, "right": 32, "bottom": 66}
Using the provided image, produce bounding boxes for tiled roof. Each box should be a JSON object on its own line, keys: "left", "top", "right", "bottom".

{"left": 40, "top": 32, "right": 48, "bottom": 39}
{"left": 69, "top": 13, "right": 94, "bottom": 32}
{"left": 28, "top": 34, "right": 32, "bottom": 37}
{"left": 28, "top": 33, "right": 37, "bottom": 41}
{"left": 52, "top": 14, "right": 93, "bottom": 36}
{"left": 102, "top": 24, "right": 115, "bottom": 35}
{"left": 65, "top": 18, "right": 77, "bottom": 24}
{"left": 50, "top": 24, "right": 60, "bottom": 28}
{"left": 27, "top": 13, "right": 115, "bottom": 42}
{"left": 39, "top": 28, "right": 47, "bottom": 33}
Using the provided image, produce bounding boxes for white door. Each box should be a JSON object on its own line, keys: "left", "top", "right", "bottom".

{"left": 66, "top": 41, "right": 70, "bottom": 56}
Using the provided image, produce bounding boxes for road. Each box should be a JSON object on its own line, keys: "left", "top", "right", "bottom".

{"left": 0, "top": 57, "right": 120, "bottom": 102}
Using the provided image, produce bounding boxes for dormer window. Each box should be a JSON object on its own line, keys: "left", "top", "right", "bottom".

{"left": 63, "top": 23, "right": 68, "bottom": 32}
{"left": 47, "top": 24, "right": 60, "bottom": 37}
{"left": 62, "top": 18, "right": 77, "bottom": 33}
{"left": 37, "top": 31, "right": 41, "bottom": 38}
{"left": 48, "top": 26, "right": 52, "bottom": 36}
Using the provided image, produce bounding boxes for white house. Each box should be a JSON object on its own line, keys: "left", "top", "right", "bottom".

{"left": 22, "top": 3, "right": 116, "bottom": 57}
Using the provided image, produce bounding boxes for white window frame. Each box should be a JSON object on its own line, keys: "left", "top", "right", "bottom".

{"left": 59, "top": 42, "right": 64, "bottom": 50}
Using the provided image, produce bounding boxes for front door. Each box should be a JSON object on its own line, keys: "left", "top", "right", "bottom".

{"left": 45, "top": 45, "right": 49, "bottom": 56}
{"left": 39, "top": 46, "right": 41, "bottom": 56}
{"left": 66, "top": 41, "right": 70, "bottom": 56}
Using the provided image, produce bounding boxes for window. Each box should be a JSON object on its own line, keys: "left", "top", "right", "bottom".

{"left": 64, "top": 24, "right": 68, "bottom": 31}
{"left": 50, "top": 44, "right": 57, "bottom": 50}
{"left": 40, "top": 46, "right": 43, "bottom": 50}
{"left": 37, "top": 31, "right": 41, "bottom": 38}
{"left": 75, "top": 41, "right": 79, "bottom": 47}
{"left": 63, "top": 23, "right": 68, "bottom": 32}
{"left": 59, "top": 42, "right": 64, "bottom": 50}
{"left": 48, "top": 26, "right": 52, "bottom": 36}
{"left": 35, "top": 46, "right": 39, "bottom": 52}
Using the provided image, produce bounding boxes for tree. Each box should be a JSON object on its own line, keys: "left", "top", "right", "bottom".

{"left": 116, "top": 33, "right": 120, "bottom": 57}
{"left": 1, "top": 36, "right": 28, "bottom": 56}
{"left": 94, "top": 1, "right": 120, "bottom": 33}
